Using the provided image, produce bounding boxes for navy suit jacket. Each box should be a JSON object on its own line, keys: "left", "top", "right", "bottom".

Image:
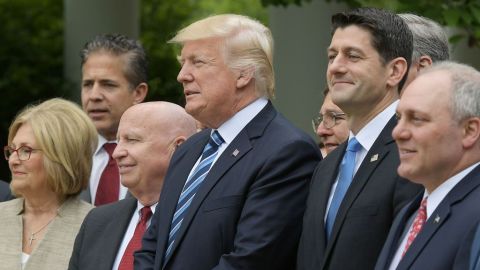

{"left": 0, "top": 180, "right": 13, "bottom": 202}
{"left": 461, "top": 220, "right": 480, "bottom": 270}
{"left": 297, "top": 116, "right": 421, "bottom": 270}
{"left": 134, "top": 102, "right": 322, "bottom": 270}
{"left": 69, "top": 197, "right": 138, "bottom": 270}
{"left": 375, "top": 164, "right": 480, "bottom": 270}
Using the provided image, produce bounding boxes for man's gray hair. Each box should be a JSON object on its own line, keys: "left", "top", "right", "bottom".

{"left": 399, "top": 13, "right": 450, "bottom": 63}
{"left": 423, "top": 61, "right": 480, "bottom": 121}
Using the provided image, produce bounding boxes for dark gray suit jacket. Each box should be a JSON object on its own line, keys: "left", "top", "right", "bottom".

{"left": 297, "top": 116, "right": 422, "bottom": 270}
{"left": 0, "top": 180, "right": 13, "bottom": 202}
{"left": 69, "top": 197, "right": 138, "bottom": 270}
{"left": 135, "top": 102, "right": 322, "bottom": 270}
{"left": 375, "top": 164, "right": 480, "bottom": 270}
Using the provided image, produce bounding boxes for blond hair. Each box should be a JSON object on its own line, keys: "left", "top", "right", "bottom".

{"left": 170, "top": 14, "right": 275, "bottom": 99}
{"left": 8, "top": 98, "right": 98, "bottom": 198}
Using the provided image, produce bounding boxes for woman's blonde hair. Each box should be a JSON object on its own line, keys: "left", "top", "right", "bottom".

{"left": 8, "top": 98, "right": 98, "bottom": 198}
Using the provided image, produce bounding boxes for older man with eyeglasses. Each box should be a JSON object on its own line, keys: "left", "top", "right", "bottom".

{"left": 313, "top": 87, "right": 349, "bottom": 156}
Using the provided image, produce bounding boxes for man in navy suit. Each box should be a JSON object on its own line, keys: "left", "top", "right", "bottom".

{"left": 297, "top": 8, "right": 421, "bottom": 270}
{"left": 375, "top": 62, "right": 480, "bottom": 270}
{"left": 69, "top": 102, "right": 197, "bottom": 270}
{"left": 134, "top": 14, "right": 322, "bottom": 270}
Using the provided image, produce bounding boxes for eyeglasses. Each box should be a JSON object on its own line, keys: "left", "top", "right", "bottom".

{"left": 312, "top": 111, "right": 347, "bottom": 131}
{"left": 4, "top": 145, "right": 41, "bottom": 161}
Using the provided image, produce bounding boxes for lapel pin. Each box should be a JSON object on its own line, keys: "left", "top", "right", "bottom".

{"left": 434, "top": 215, "right": 440, "bottom": 223}
{"left": 232, "top": 149, "right": 240, "bottom": 157}
{"left": 370, "top": 154, "right": 379, "bottom": 162}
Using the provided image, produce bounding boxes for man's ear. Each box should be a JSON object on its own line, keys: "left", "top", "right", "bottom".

{"left": 462, "top": 117, "right": 480, "bottom": 149}
{"left": 236, "top": 67, "right": 255, "bottom": 89}
{"left": 417, "top": 56, "right": 433, "bottom": 71}
{"left": 132, "top": 83, "right": 148, "bottom": 104}
{"left": 386, "top": 57, "right": 408, "bottom": 88}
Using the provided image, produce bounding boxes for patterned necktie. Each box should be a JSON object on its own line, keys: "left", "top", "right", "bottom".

{"left": 164, "top": 130, "right": 224, "bottom": 263}
{"left": 325, "top": 137, "right": 362, "bottom": 239}
{"left": 118, "top": 206, "right": 153, "bottom": 270}
{"left": 95, "top": 143, "right": 120, "bottom": 206}
{"left": 402, "top": 197, "right": 428, "bottom": 256}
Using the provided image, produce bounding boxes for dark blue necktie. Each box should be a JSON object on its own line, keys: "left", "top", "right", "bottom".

{"left": 325, "top": 137, "right": 362, "bottom": 239}
{"left": 164, "top": 130, "right": 224, "bottom": 262}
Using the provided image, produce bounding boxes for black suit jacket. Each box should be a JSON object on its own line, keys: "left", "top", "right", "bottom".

{"left": 69, "top": 197, "right": 138, "bottom": 270}
{"left": 375, "top": 164, "right": 480, "bottom": 270}
{"left": 0, "top": 180, "right": 13, "bottom": 202}
{"left": 134, "top": 102, "right": 322, "bottom": 270}
{"left": 297, "top": 116, "right": 421, "bottom": 270}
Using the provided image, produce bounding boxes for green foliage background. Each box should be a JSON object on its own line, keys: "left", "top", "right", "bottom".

{"left": 0, "top": 0, "right": 267, "bottom": 180}
{"left": 263, "top": 0, "right": 480, "bottom": 48}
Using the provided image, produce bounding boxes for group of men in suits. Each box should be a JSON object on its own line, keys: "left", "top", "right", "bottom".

{"left": 300, "top": 7, "right": 480, "bottom": 270}
{"left": 62, "top": 7, "right": 480, "bottom": 270}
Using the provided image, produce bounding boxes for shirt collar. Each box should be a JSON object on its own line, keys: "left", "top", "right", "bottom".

{"left": 216, "top": 98, "right": 268, "bottom": 144}
{"left": 94, "top": 134, "right": 117, "bottom": 156}
{"left": 424, "top": 162, "right": 480, "bottom": 218}
{"left": 354, "top": 100, "right": 399, "bottom": 152}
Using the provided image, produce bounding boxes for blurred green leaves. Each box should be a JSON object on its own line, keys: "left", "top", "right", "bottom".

{"left": 263, "top": 0, "right": 480, "bottom": 48}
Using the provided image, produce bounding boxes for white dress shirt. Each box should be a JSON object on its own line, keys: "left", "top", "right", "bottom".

{"left": 89, "top": 135, "right": 128, "bottom": 203}
{"left": 184, "top": 98, "right": 268, "bottom": 182}
{"left": 112, "top": 202, "right": 157, "bottom": 270}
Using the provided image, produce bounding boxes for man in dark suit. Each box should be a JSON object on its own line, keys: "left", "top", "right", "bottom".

{"left": 0, "top": 180, "right": 13, "bottom": 201}
{"left": 297, "top": 8, "right": 421, "bottom": 270}
{"left": 79, "top": 34, "right": 148, "bottom": 206}
{"left": 69, "top": 102, "right": 197, "bottom": 270}
{"left": 375, "top": 62, "right": 480, "bottom": 270}
{"left": 134, "top": 14, "right": 322, "bottom": 270}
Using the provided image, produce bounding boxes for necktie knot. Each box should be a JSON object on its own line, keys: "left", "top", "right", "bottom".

{"left": 140, "top": 206, "right": 153, "bottom": 225}
{"left": 103, "top": 143, "right": 117, "bottom": 157}
{"left": 346, "top": 137, "right": 362, "bottom": 153}
{"left": 210, "top": 130, "right": 224, "bottom": 147}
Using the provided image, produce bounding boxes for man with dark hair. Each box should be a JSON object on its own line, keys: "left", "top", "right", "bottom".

{"left": 79, "top": 34, "right": 148, "bottom": 206}
{"left": 298, "top": 8, "right": 421, "bottom": 270}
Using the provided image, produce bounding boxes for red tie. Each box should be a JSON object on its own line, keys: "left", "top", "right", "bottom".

{"left": 402, "top": 197, "right": 428, "bottom": 256}
{"left": 118, "top": 206, "right": 153, "bottom": 270}
{"left": 94, "top": 143, "right": 119, "bottom": 206}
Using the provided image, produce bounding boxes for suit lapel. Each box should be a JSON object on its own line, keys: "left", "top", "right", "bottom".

{"left": 398, "top": 164, "right": 480, "bottom": 269}
{"left": 324, "top": 117, "right": 396, "bottom": 262}
{"left": 157, "top": 134, "right": 209, "bottom": 267}
{"left": 377, "top": 194, "right": 423, "bottom": 269}
{"left": 101, "top": 198, "right": 137, "bottom": 269}
{"left": 162, "top": 102, "right": 275, "bottom": 266}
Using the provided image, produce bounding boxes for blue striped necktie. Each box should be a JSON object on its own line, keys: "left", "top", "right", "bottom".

{"left": 164, "top": 130, "right": 224, "bottom": 262}
{"left": 325, "top": 137, "right": 362, "bottom": 240}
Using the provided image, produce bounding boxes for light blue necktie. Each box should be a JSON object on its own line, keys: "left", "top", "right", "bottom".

{"left": 325, "top": 137, "right": 362, "bottom": 239}
{"left": 164, "top": 130, "right": 224, "bottom": 262}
